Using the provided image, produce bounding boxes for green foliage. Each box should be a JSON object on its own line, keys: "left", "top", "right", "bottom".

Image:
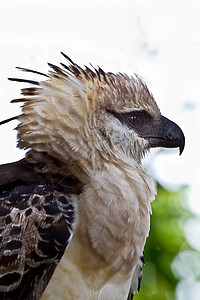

{"left": 134, "top": 183, "right": 191, "bottom": 300}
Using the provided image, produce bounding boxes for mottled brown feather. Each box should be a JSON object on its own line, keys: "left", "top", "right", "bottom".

{"left": 0, "top": 158, "right": 82, "bottom": 299}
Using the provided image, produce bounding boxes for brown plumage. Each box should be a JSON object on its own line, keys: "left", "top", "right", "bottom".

{"left": 0, "top": 53, "right": 185, "bottom": 299}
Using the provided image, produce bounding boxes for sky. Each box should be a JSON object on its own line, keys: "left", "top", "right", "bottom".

{"left": 0, "top": 0, "right": 200, "bottom": 298}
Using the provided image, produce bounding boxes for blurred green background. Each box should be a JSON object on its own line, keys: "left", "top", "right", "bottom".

{"left": 134, "top": 183, "right": 197, "bottom": 300}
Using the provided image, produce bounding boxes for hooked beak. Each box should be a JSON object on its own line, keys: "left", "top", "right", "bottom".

{"left": 145, "top": 116, "right": 185, "bottom": 155}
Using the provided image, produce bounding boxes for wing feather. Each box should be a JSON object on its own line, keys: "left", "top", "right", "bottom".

{"left": 0, "top": 159, "right": 79, "bottom": 299}
{"left": 127, "top": 253, "right": 145, "bottom": 299}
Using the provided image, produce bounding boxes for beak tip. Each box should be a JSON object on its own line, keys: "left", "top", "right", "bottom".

{"left": 162, "top": 116, "right": 185, "bottom": 156}
{"left": 179, "top": 137, "right": 185, "bottom": 156}
{"left": 179, "top": 144, "right": 185, "bottom": 156}
{"left": 179, "top": 148, "right": 183, "bottom": 156}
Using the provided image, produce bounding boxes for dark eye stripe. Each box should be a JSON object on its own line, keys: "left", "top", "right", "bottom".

{"left": 108, "top": 110, "right": 152, "bottom": 129}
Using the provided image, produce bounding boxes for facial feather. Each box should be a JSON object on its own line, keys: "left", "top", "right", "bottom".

{"left": 8, "top": 55, "right": 184, "bottom": 181}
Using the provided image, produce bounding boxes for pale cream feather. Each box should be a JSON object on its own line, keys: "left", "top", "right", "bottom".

{"left": 15, "top": 63, "right": 159, "bottom": 299}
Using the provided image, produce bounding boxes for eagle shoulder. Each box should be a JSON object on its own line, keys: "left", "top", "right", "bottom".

{"left": 0, "top": 159, "right": 81, "bottom": 299}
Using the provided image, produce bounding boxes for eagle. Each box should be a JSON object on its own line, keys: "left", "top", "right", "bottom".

{"left": 0, "top": 53, "right": 185, "bottom": 300}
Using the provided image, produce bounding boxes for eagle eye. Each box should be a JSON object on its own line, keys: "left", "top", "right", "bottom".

{"left": 127, "top": 111, "right": 146, "bottom": 127}
{"left": 108, "top": 110, "right": 152, "bottom": 129}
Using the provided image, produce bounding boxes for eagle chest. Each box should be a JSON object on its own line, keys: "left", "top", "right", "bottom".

{"left": 74, "top": 183, "right": 150, "bottom": 275}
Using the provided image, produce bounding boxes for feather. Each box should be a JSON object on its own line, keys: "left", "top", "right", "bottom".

{"left": 11, "top": 98, "right": 30, "bottom": 103}
{"left": 21, "top": 87, "right": 42, "bottom": 96}
{"left": 47, "top": 63, "right": 68, "bottom": 77}
{"left": 8, "top": 78, "right": 40, "bottom": 85}
{"left": 0, "top": 116, "right": 18, "bottom": 125}
{"left": 16, "top": 67, "right": 49, "bottom": 78}
{"left": 0, "top": 159, "right": 80, "bottom": 299}
{"left": 60, "top": 52, "right": 75, "bottom": 65}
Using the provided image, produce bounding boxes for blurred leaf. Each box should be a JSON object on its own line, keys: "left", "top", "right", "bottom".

{"left": 134, "top": 183, "right": 192, "bottom": 300}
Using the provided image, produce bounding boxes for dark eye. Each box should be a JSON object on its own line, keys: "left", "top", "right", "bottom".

{"left": 128, "top": 115, "right": 139, "bottom": 126}
{"left": 128, "top": 112, "right": 145, "bottom": 127}
{"left": 108, "top": 110, "right": 151, "bottom": 129}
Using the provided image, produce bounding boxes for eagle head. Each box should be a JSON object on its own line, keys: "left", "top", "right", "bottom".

{"left": 9, "top": 53, "right": 185, "bottom": 176}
